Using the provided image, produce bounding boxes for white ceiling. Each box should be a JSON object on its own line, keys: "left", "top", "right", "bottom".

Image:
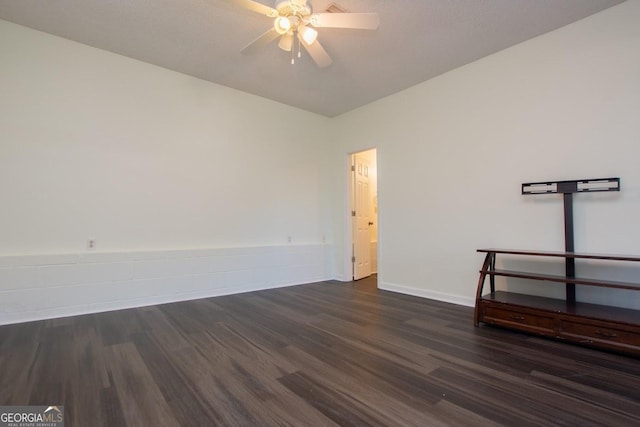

{"left": 0, "top": 0, "right": 625, "bottom": 117}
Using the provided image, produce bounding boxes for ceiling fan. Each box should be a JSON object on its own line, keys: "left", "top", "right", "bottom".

{"left": 220, "top": 0, "right": 380, "bottom": 67}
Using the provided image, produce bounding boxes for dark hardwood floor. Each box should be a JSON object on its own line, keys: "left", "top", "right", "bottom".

{"left": 1, "top": 275, "right": 639, "bottom": 426}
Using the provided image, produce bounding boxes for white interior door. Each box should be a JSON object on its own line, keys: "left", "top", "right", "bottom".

{"left": 353, "top": 154, "right": 372, "bottom": 280}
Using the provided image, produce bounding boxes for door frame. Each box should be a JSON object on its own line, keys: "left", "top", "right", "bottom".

{"left": 344, "top": 148, "right": 378, "bottom": 281}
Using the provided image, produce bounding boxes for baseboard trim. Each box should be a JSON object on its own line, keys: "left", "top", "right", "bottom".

{"left": 379, "top": 281, "right": 475, "bottom": 307}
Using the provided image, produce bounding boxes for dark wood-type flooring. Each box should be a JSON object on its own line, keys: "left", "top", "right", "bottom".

{"left": 1, "top": 275, "right": 639, "bottom": 426}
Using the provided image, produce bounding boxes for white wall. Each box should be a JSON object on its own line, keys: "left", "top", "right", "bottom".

{"left": 3, "top": 1, "right": 640, "bottom": 325}
{"left": 332, "top": 1, "right": 640, "bottom": 308}
{"left": 0, "top": 19, "right": 334, "bottom": 324}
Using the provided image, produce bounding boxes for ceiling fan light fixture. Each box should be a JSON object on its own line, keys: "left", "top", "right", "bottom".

{"left": 226, "top": 0, "right": 380, "bottom": 68}
{"left": 278, "top": 33, "right": 293, "bottom": 51}
{"left": 299, "top": 25, "right": 318, "bottom": 45}
{"left": 274, "top": 16, "right": 291, "bottom": 34}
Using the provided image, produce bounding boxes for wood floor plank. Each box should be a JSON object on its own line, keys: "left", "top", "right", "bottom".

{"left": 64, "top": 323, "right": 112, "bottom": 427}
{"left": 131, "top": 332, "right": 220, "bottom": 425}
{"left": 306, "top": 313, "right": 442, "bottom": 379}
{"left": 104, "top": 342, "right": 181, "bottom": 427}
{"left": 530, "top": 370, "right": 640, "bottom": 422}
{"left": 167, "top": 345, "right": 335, "bottom": 426}
{"left": 278, "top": 370, "right": 402, "bottom": 427}
{"left": 277, "top": 344, "right": 451, "bottom": 426}
{"left": 100, "top": 385, "right": 128, "bottom": 427}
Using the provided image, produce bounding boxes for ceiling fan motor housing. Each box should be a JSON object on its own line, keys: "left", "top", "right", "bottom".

{"left": 275, "top": 0, "right": 312, "bottom": 18}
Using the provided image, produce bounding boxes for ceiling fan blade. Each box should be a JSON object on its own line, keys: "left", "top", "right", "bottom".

{"left": 298, "top": 34, "right": 332, "bottom": 68}
{"left": 241, "top": 28, "right": 280, "bottom": 54}
{"left": 309, "top": 13, "right": 380, "bottom": 30}
{"left": 219, "top": 0, "right": 278, "bottom": 17}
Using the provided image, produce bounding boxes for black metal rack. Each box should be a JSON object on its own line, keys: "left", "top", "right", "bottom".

{"left": 521, "top": 177, "right": 620, "bottom": 303}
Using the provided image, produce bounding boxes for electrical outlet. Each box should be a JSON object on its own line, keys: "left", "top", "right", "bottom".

{"left": 288, "top": 236, "right": 292, "bottom": 243}
{"left": 87, "top": 239, "right": 96, "bottom": 250}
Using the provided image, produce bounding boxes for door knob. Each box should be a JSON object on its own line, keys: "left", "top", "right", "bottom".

{"left": 368, "top": 222, "right": 374, "bottom": 226}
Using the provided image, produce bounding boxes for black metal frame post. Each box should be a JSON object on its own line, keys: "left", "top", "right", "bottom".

{"left": 564, "top": 193, "right": 576, "bottom": 304}
{"left": 521, "top": 178, "right": 620, "bottom": 307}
{"left": 490, "top": 253, "right": 496, "bottom": 293}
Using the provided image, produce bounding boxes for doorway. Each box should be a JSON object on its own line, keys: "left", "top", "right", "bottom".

{"left": 350, "top": 149, "right": 378, "bottom": 280}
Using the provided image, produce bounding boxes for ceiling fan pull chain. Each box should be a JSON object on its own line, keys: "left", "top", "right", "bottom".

{"left": 291, "top": 34, "right": 295, "bottom": 64}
